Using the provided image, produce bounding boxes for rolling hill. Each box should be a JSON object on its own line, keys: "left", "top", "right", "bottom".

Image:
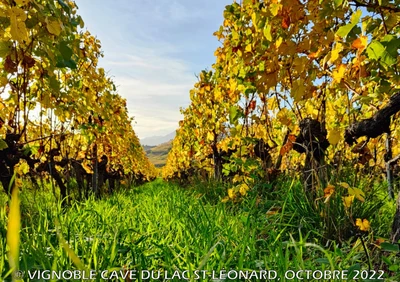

{"left": 143, "top": 140, "right": 173, "bottom": 168}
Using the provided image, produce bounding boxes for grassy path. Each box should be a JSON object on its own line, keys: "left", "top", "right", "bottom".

{"left": 0, "top": 179, "right": 399, "bottom": 281}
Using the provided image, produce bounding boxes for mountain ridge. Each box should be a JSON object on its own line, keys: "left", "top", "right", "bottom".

{"left": 140, "top": 131, "right": 175, "bottom": 146}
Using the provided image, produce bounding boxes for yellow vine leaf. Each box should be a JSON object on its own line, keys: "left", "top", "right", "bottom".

{"left": 275, "top": 37, "right": 283, "bottom": 48}
{"left": 77, "top": 151, "right": 86, "bottom": 160}
{"left": 206, "top": 131, "right": 214, "bottom": 142}
{"left": 46, "top": 19, "right": 62, "bottom": 36}
{"left": 214, "top": 89, "right": 222, "bottom": 102}
{"left": 233, "top": 174, "right": 244, "bottom": 184}
{"left": 304, "top": 102, "right": 318, "bottom": 119}
{"left": 330, "top": 42, "right": 343, "bottom": 64}
{"left": 0, "top": 139, "right": 8, "bottom": 150}
{"left": 327, "top": 128, "right": 341, "bottom": 145}
{"left": 245, "top": 43, "right": 252, "bottom": 53}
{"left": 348, "top": 187, "right": 365, "bottom": 202}
{"left": 228, "top": 188, "right": 235, "bottom": 199}
{"left": 291, "top": 80, "right": 306, "bottom": 102}
{"left": 239, "top": 183, "right": 249, "bottom": 196}
{"left": 15, "top": 0, "right": 30, "bottom": 5}
{"left": 293, "top": 57, "right": 308, "bottom": 74}
{"left": 342, "top": 195, "right": 354, "bottom": 208}
{"left": 263, "top": 72, "right": 278, "bottom": 90}
{"left": 267, "top": 96, "right": 279, "bottom": 110}
{"left": 15, "top": 160, "right": 30, "bottom": 175}
{"left": 332, "top": 64, "right": 346, "bottom": 83}
{"left": 277, "top": 108, "right": 292, "bottom": 126}
{"left": 8, "top": 7, "right": 28, "bottom": 42}
{"left": 252, "top": 12, "right": 259, "bottom": 32}
{"left": 339, "top": 182, "right": 351, "bottom": 189}
{"left": 263, "top": 24, "right": 272, "bottom": 41}
{"left": 340, "top": 182, "right": 365, "bottom": 202}
{"left": 254, "top": 124, "right": 267, "bottom": 138}
{"left": 0, "top": 76, "right": 8, "bottom": 87}
{"left": 8, "top": 6, "right": 27, "bottom": 21}
{"left": 270, "top": 3, "right": 281, "bottom": 16}
{"left": 229, "top": 79, "right": 237, "bottom": 92}
{"left": 355, "top": 218, "right": 370, "bottom": 231}
{"left": 81, "top": 162, "right": 93, "bottom": 174}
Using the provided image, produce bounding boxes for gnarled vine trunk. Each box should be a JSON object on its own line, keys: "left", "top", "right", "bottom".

{"left": 344, "top": 92, "right": 400, "bottom": 242}
{"left": 293, "top": 118, "right": 330, "bottom": 196}
{"left": 212, "top": 143, "right": 222, "bottom": 180}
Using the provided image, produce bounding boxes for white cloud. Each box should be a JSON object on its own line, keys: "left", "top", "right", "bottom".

{"left": 76, "top": 0, "right": 231, "bottom": 139}
{"left": 132, "top": 115, "right": 179, "bottom": 137}
{"left": 99, "top": 50, "right": 194, "bottom": 139}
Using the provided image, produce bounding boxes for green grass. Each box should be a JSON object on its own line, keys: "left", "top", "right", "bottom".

{"left": 0, "top": 178, "right": 399, "bottom": 281}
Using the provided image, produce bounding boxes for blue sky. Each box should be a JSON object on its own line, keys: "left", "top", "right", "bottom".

{"left": 76, "top": 0, "right": 233, "bottom": 139}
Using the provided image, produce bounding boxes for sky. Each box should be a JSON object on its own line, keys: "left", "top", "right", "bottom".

{"left": 76, "top": 0, "right": 233, "bottom": 139}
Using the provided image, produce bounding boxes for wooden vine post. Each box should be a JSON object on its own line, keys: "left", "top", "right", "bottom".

{"left": 92, "top": 143, "right": 99, "bottom": 197}
{"left": 385, "top": 133, "right": 394, "bottom": 199}
{"left": 392, "top": 191, "right": 400, "bottom": 243}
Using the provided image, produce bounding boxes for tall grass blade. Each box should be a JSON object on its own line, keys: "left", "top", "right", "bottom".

{"left": 7, "top": 176, "right": 20, "bottom": 282}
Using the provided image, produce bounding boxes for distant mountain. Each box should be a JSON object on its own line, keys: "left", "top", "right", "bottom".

{"left": 140, "top": 131, "right": 175, "bottom": 146}
{"left": 143, "top": 140, "right": 173, "bottom": 168}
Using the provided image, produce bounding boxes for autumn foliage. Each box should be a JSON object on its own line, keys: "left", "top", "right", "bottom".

{"left": 163, "top": 0, "right": 400, "bottom": 240}
{"left": 0, "top": 0, "right": 156, "bottom": 198}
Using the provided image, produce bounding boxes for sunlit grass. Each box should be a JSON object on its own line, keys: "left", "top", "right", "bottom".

{"left": 0, "top": 178, "right": 399, "bottom": 281}
{"left": 5, "top": 184, "right": 21, "bottom": 282}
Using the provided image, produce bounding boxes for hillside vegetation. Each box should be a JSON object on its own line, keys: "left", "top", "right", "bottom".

{"left": 144, "top": 141, "right": 173, "bottom": 168}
